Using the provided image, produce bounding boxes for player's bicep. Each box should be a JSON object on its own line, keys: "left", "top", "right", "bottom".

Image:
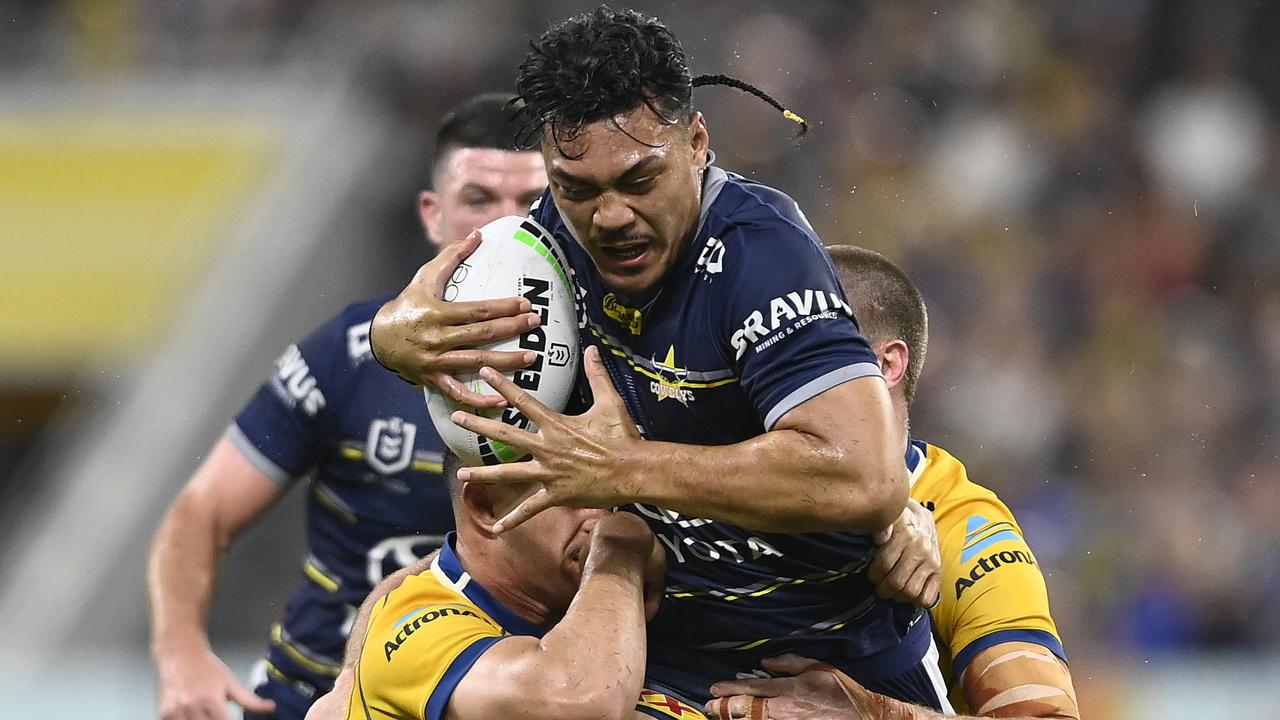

{"left": 442, "top": 636, "right": 548, "bottom": 720}
{"left": 714, "top": 232, "right": 880, "bottom": 430}
{"left": 959, "top": 641, "right": 1079, "bottom": 719}
{"left": 179, "top": 436, "right": 283, "bottom": 540}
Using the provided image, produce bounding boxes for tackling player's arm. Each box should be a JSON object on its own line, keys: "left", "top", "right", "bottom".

{"left": 707, "top": 650, "right": 1077, "bottom": 720}
{"left": 444, "top": 513, "right": 652, "bottom": 720}
{"left": 349, "top": 513, "right": 654, "bottom": 720}
{"left": 147, "top": 437, "right": 281, "bottom": 720}
{"left": 927, "top": 494, "right": 1079, "bottom": 719}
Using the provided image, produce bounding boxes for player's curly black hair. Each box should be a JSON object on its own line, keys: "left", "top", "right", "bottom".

{"left": 515, "top": 5, "right": 807, "bottom": 157}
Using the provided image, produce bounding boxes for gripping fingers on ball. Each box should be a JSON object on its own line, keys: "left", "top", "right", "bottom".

{"left": 430, "top": 348, "right": 537, "bottom": 373}
{"left": 425, "top": 230, "right": 483, "bottom": 292}
{"left": 477, "top": 367, "right": 556, "bottom": 424}
{"left": 433, "top": 372, "right": 508, "bottom": 409}
{"left": 440, "top": 298, "right": 537, "bottom": 328}
{"left": 436, "top": 313, "right": 540, "bottom": 351}
{"left": 450, "top": 410, "right": 539, "bottom": 452}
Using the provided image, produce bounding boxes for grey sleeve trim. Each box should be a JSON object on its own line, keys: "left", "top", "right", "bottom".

{"left": 763, "top": 362, "right": 884, "bottom": 430}
{"left": 225, "top": 423, "right": 296, "bottom": 487}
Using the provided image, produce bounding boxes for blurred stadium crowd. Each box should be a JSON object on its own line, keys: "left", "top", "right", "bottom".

{"left": 4, "top": 0, "right": 1278, "bottom": 667}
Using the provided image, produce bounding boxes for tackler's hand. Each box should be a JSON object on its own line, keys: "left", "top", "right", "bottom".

{"left": 370, "top": 229, "right": 542, "bottom": 408}
{"left": 868, "top": 499, "right": 941, "bottom": 608}
{"left": 452, "top": 345, "right": 644, "bottom": 532}
{"left": 707, "top": 655, "right": 875, "bottom": 720}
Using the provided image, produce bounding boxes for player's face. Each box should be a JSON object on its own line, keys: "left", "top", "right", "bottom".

{"left": 504, "top": 495, "right": 608, "bottom": 609}
{"left": 420, "top": 148, "right": 547, "bottom": 249}
{"left": 543, "top": 106, "right": 710, "bottom": 297}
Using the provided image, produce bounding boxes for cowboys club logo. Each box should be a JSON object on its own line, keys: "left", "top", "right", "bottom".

{"left": 650, "top": 345, "right": 694, "bottom": 406}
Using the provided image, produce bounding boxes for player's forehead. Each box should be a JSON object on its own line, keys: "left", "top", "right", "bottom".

{"left": 543, "top": 106, "right": 686, "bottom": 183}
{"left": 438, "top": 147, "right": 546, "bottom": 190}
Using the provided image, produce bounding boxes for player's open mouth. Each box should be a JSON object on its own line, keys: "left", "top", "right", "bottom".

{"left": 600, "top": 241, "right": 650, "bottom": 268}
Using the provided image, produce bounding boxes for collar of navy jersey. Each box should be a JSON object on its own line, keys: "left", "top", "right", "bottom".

{"left": 675, "top": 157, "right": 729, "bottom": 275}
{"left": 434, "top": 533, "right": 547, "bottom": 638}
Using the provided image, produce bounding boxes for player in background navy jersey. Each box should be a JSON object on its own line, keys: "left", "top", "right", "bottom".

{"left": 369, "top": 7, "right": 946, "bottom": 711}
{"left": 147, "top": 94, "right": 548, "bottom": 720}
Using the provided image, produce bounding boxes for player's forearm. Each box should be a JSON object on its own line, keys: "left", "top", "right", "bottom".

{"left": 534, "top": 542, "right": 648, "bottom": 720}
{"left": 147, "top": 491, "right": 226, "bottom": 653}
{"left": 831, "top": 699, "right": 1078, "bottom": 720}
{"left": 625, "top": 429, "right": 906, "bottom": 533}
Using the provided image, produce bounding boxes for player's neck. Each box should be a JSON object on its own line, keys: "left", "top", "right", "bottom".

{"left": 454, "top": 535, "right": 559, "bottom": 628}
{"left": 896, "top": 398, "right": 911, "bottom": 452}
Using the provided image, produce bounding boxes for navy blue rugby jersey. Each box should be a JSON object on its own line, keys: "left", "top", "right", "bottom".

{"left": 531, "top": 167, "right": 929, "bottom": 698}
{"left": 232, "top": 295, "right": 454, "bottom": 695}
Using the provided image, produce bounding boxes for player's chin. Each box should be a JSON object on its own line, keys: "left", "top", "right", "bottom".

{"left": 598, "top": 260, "right": 665, "bottom": 296}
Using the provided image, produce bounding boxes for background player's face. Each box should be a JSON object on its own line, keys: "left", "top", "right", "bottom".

{"left": 420, "top": 148, "right": 547, "bottom": 249}
{"left": 542, "top": 106, "right": 709, "bottom": 297}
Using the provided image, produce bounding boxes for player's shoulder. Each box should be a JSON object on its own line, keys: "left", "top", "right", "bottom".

{"left": 365, "top": 571, "right": 502, "bottom": 661}
{"left": 912, "top": 441, "right": 992, "bottom": 505}
{"left": 703, "top": 169, "right": 823, "bottom": 257}
{"left": 911, "top": 440, "right": 1020, "bottom": 528}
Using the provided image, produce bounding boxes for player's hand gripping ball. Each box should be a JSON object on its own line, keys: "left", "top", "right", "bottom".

{"left": 425, "top": 216, "right": 580, "bottom": 465}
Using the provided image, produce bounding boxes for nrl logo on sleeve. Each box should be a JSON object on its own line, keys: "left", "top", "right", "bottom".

{"left": 730, "top": 290, "right": 853, "bottom": 359}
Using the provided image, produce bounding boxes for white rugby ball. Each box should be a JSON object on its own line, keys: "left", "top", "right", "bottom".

{"left": 425, "top": 215, "right": 580, "bottom": 466}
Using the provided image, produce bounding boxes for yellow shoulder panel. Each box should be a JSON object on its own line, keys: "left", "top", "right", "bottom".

{"left": 350, "top": 572, "right": 506, "bottom": 720}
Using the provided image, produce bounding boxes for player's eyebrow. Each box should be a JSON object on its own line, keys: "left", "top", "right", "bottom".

{"left": 456, "top": 182, "right": 497, "bottom": 196}
{"left": 550, "top": 156, "right": 663, "bottom": 188}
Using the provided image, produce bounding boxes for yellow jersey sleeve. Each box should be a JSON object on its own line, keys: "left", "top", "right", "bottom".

{"left": 348, "top": 573, "right": 507, "bottom": 720}
{"left": 911, "top": 443, "right": 1065, "bottom": 679}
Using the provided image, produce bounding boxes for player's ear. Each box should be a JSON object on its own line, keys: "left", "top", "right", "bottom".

{"left": 418, "top": 190, "right": 444, "bottom": 249}
{"left": 461, "top": 482, "right": 501, "bottom": 536}
{"left": 688, "top": 111, "right": 709, "bottom": 168}
{"left": 879, "top": 339, "right": 910, "bottom": 393}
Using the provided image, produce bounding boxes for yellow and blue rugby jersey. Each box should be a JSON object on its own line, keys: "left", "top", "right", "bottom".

{"left": 347, "top": 533, "right": 707, "bottom": 720}
{"left": 907, "top": 439, "right": 1066, "bottom": 711}
{"left": 346, "top": 534, "right": 523, "bottom": 720}
{"left": 233, "top": 296, "right": 454, "bottom": 694}
{"left": 532, "top": 167, "right": 934, "bottom": 706}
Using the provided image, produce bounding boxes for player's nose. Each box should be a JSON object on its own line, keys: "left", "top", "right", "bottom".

{"left": 578, "top": 508, "right": 610, "bottom": 533}
{"left": 592, "top": 190, "right": 635, "bottom": 231}
{"left": 497, "top": 198, "right": 526, "bottom": 218}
